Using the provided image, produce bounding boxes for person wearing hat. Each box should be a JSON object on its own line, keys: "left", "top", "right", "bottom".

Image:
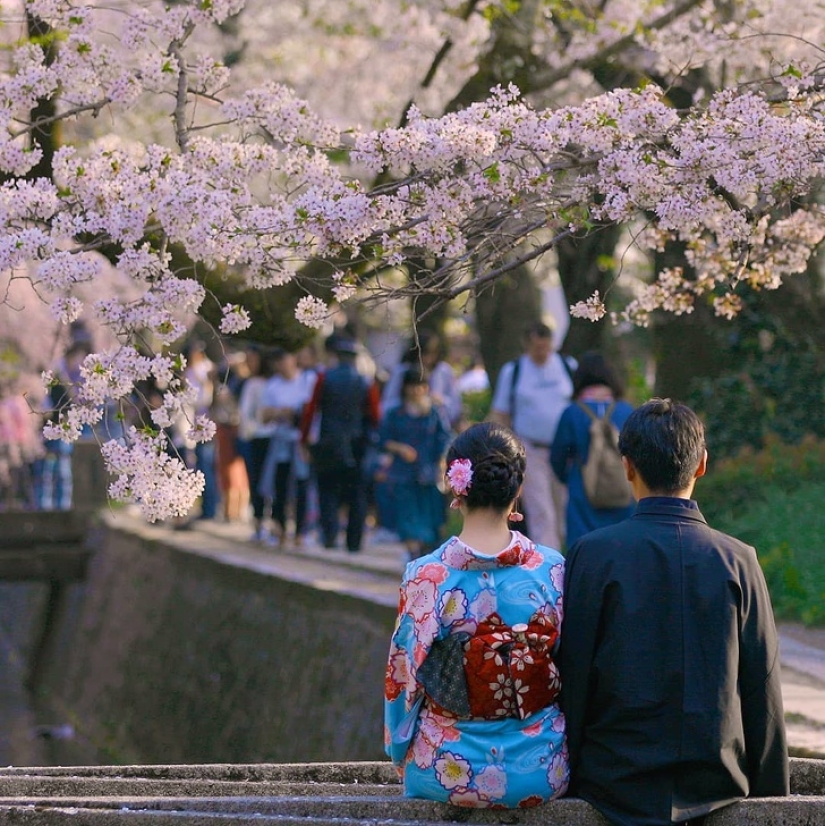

{"left": 300, "top": 335, "right": 381, "bottom": 552}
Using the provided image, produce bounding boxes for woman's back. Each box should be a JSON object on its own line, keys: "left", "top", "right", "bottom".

{"left": 385, "top": 531, "right": 568, "bottom": 808}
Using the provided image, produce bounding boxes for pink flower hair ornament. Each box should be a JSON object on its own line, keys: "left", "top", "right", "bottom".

{"left": 446, "top": 458, "right": 473, "bottom": 497}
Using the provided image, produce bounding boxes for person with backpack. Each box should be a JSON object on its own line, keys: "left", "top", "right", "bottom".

{"left": 550, "top": 352, "right": 635, "bottom": 547}
{"left": 489, "top": 321, "right": 574, "bottom": 550}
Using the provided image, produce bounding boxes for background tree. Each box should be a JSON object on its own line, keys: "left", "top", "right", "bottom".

{"left": 2, "top": 0, "right": 825, "bottom": 517}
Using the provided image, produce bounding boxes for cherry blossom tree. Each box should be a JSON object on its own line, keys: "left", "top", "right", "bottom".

{"left": 1, "top": 0, "right": 824, "bottom": 518}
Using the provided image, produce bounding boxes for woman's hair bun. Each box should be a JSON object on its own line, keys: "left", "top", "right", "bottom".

{"left": 446, "top": 422, "right": 525, "bottom": 511}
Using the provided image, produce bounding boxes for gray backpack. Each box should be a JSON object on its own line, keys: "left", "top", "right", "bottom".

{"left": 576, "top": 402, "right": 633, "bottom": 509}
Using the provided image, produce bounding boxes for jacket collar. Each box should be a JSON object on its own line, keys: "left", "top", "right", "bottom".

{"left": 633, "top": 496, "right": 707, "bottom": 525}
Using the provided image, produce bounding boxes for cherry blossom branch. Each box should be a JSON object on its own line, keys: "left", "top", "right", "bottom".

{"left": 531, "top": 0, "right": 704, "bottom": 92}
{"left": 10, "top": 97, "right": 111, "bottom": 140}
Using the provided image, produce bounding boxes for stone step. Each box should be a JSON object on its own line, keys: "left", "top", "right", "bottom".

{"left": 1, "top": 758, "right": 823, "bottom": 793}
{"left": 0, "top": 778, "right": 398, "bottom": 798}
{"left": 0, "top": 761, "right": 398, "bottom": 784}
{"left": 0, "top": 760, "right": 820, "bottom": 825}
{"left": 0, "top": 795, "right": 825, "bottom": 826}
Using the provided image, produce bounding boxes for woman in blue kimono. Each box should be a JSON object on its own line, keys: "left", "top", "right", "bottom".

{"left": 550, "top": 352, "right": 636, "bottom": 547}
{"left": 379, "top": 367, "right": 451, "bottom": 560}
{"left": 384, "top": 422, "right": 568, "bottom": 808}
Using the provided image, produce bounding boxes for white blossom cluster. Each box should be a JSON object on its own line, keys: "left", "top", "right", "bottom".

{"left": 2, "top": 0, "right": 824, "bottom": 517}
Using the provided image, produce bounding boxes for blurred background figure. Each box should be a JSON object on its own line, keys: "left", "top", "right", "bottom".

{"left": 381, "top": 330, "right": 461, "bottom": 429}
{"left": 212, "top": 346, "right": 250, "bottom": 522}
{"left": 258, "top": 348, "right": 315, "bottom": 549}
{"left": 550, "top": 352, "right": 636, "bottom": 547}
{"left": 488, "top": 321, "right": 574, "bottom": 549}
{"left": 0, "top": 366, "right": 43, "bottom": 510}
{"left": 301, "top": 335, "right": 380, "bottom": 553}
{"left": 379, "top": 366, "right": 451, "bottom": 561}
{"left": 33, "top": 340, "right": 91, "bottom": 511}
{"left": 237, "top": 346, "right": 277, "bottom": 542}
{"left": 177, "top": 340, "right": 219, "bottom": 521}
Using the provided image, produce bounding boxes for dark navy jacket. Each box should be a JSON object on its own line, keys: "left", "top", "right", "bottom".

{"left": 559, "top": 497, "right": 789, "bottom": 826}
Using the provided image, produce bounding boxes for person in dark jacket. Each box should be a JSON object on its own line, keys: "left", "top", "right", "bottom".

{"left": 559, "top": 398, "right": 789, "bottom": 826}
{"left": 300, "top": 336, "right": 380, "bottom": 552}
{"left": 550, "top": 351, "right": 635, "bottom": 546}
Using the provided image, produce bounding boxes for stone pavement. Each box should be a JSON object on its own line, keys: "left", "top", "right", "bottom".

{"left": 160, "top": 514, "right": 825, "bottom": 758}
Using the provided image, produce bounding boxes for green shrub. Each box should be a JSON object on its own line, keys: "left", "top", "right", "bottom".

{"left": 699, "top": 433, "right": 825, "bottom": 525}
{"left": 461, "top": 389, "right": 491, "bottom": 425}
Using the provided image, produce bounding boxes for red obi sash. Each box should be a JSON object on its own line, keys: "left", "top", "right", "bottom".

{"left": 418, "top": 611, "right": 561, "bottom": 720}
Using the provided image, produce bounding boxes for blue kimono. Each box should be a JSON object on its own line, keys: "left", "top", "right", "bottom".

{"left": 550, "top": 399, "right": 635, "bottom": 547}
{"left": 384, "top": 532, "right": 569, "bottom": 808}
{"left": 379, "top": 404, "right": 451, "bottom": 547}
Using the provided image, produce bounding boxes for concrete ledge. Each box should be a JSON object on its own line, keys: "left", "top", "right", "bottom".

{"left": 0, "top": 760, "right": 820, "bottom": 825}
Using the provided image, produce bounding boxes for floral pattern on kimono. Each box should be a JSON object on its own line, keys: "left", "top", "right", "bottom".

{"left": 384, "top": 531, "right": 569, "bottom": 809}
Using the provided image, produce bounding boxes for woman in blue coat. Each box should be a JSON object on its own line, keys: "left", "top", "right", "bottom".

{"left": 380, "top": 366, "right": 452, "bottom": 560}
{"left": 550, "top": 352, "right": 635, "bottom": 547}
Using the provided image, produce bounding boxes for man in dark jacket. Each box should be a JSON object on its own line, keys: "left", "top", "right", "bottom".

{"left": 300, "top": 336, "right": 380, "bottom": 553}
{"left": 560, "top": 398, "right": 789, "bottom": 826}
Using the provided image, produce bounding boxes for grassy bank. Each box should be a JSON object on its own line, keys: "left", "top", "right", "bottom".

{"left": 699, "top": 436, "right": 825, "bottom": 626}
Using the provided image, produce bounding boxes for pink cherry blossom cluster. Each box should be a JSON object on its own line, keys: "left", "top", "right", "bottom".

{"left": 0, "top": 0, "right": 823, "bottom": 519}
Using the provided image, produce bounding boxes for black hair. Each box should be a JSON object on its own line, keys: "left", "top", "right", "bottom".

{"left": 572, "top": 351, "right": 624, "bottom": 399}
{"left": 401, "top": 329, "right": 446, "bottom": 364}
{"left": 402, "top": 365, "right": 429, "bottom": 393}
{"left": 445, "top": 422, "right": 526, "bottom": 511}
{"left": 522, "top": 321, "right": 553, "bottom": 341}
{"left": 618, "top": 398, "right": 706, "bottom": 493}
{"left": 257, "top": 347, "right": 280, "bottom": 378}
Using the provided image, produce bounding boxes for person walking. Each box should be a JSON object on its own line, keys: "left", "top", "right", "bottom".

{"left": 488, "top": 321, "right": 573, "bottom": 549}
{"left": 384, "top": 421, "right": 568, "bottom": 807}
{"left": 379, "top": 367, "right": 451, "bottom": 560}
{"left": 550, "top": 351, "right": 635, "bottom": 546}
{"left": 258, "top": 348, "right": 315, "bottom": 548}
{"left": 560, "top": 399, "right": 789, "bottom": 826}
{"left": 300, "top": 336, "right": 380, "bottom": 552}
{"left": 237, "top": 347, "right": 277, "bottom": 542}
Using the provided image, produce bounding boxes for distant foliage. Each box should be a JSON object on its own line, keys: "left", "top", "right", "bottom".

{"left": 688, "top": 296, "right": 825, "bottom": 459}
{"left": 699, "top": 438, "right": 825, "bottom": 625}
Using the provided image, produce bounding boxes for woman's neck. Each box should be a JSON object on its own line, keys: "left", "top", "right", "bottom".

{"left": 458, "top": 508, "right": 513, "bottom": 555}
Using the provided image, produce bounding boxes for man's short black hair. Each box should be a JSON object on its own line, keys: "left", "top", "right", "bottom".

{"left": 522, "top": 320, "right": 553, "bottom": 341}
{"left": 618, "top": 398, "right": 706, "bottom": 494}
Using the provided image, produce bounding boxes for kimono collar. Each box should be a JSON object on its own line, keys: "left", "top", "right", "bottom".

{"left": 441, "top": 531, "right": 543, "bottom": 570}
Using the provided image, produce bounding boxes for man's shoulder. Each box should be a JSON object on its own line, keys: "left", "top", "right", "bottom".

{"left": 569, "top": 508, "right": 759, "bottom": 566}
{"left": 697, "top": 518, "right": 759, "bottom": 560}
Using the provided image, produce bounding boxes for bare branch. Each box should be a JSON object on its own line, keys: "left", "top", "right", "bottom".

{"left": 10, "top": 97, "right": 111, "bottom": 140}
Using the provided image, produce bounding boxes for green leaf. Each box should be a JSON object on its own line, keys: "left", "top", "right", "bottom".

{"left": 483, "top": 162, "right": 501, "bottom": 183}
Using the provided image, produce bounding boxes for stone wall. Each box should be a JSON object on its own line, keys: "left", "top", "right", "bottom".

{"left": 24, "top": 515, "right": 397, "bottom": 766}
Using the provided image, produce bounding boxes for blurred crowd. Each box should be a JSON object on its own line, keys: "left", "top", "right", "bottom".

{"left": 1, "top": 319, "right": 636, "bottom": 556}
{"left": 0, "top": 325, "right": 488, "bottom": 557}
{"left": 156, "top": 328, "right": 479, "bottom": 557}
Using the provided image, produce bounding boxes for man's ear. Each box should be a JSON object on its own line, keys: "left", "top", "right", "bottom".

{"left": 694, "top": 449, "right": 708, "bottom": 480}
{"left": 622, "top": 455, "right": 636, "bottom": 482}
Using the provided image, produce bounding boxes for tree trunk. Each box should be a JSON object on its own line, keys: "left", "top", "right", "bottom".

{"left": 475, "top": 265, "right": 543, "bottom": 388}
{"left": 556, "top": 224, "right": 623, "bottom": 358}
